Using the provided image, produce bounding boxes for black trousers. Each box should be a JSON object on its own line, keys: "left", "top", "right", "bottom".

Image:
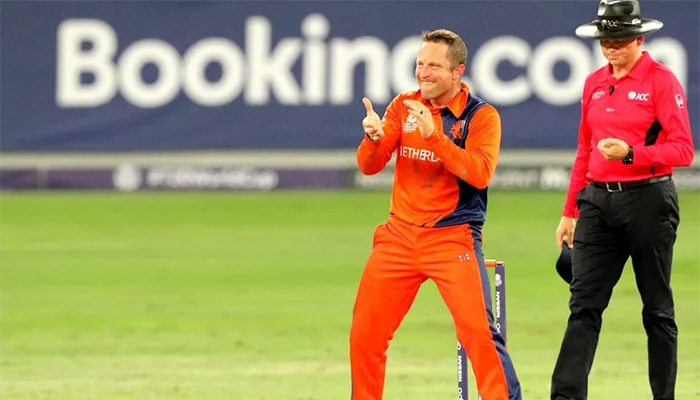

{"left": 551, "top": 178, "right": 680, "bottom": 400}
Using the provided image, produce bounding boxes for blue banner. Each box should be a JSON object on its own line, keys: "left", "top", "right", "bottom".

{"left": 1, "top": 1, "right": 698, "bottom": 151}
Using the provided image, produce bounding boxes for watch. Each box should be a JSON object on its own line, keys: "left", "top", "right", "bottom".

{"left": 621, "top": 145, "right": 634, "bottom": 165}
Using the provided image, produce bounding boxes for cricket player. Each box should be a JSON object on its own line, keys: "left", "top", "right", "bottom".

{"left": 349, "top": 29, "right": 522, "bottom": 400}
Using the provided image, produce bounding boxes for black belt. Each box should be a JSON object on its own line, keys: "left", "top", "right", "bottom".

{"left": 591, "top": 175, "right": 671, "bottom": 192}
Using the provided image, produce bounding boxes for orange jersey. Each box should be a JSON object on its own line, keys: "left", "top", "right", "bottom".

{"left": 356, "top": 83, "right": 501, "bottom": 228}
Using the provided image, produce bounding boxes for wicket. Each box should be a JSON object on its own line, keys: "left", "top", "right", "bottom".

{"left": 457, "top": 259, "right": 507, "bottom": 400}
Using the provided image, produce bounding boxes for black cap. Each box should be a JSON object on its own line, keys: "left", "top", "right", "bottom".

{"left": 575, "top": 0, "right": 663, "bottom": 40}
{"left": 556, "top": 240, "right": 573, "bottom": 284}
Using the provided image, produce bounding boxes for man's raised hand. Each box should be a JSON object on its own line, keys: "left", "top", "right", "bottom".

{"left": 362, "top": 97, "right": 384, "bottom": 142}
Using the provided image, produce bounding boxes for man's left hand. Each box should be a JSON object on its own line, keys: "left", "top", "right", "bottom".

{"left": 597, "top": 138, "right": 630, "bottom": 161}
{"left": 404, "top": 100, "right": 435, "bottom": 139}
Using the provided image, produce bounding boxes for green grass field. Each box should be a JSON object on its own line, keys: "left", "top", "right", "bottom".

{"left": 1, "top": 190, "right": 698, "bottom": 400}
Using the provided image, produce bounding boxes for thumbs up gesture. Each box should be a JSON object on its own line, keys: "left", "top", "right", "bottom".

{"left": 362, "top": 97, "right": 384, "bottom": 142}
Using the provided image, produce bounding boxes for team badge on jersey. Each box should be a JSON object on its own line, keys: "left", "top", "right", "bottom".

{"left": 449, "top": 122, "right": 463, "bottom": 140}
{"left": 402, "top": 114, "right": 418, "bottom": 133}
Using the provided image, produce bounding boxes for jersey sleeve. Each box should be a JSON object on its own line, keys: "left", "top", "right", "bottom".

{"left": 356, "top": 96, "right": 402, "bottom": 175}
{"left": 633, "top": 70, "right": 695, "bottom": 167}
{"left": 562, "top": 81, "right": 593, "bottom": 219}
{"left": 423, "top": 105, "right": 501, "bottom": 189}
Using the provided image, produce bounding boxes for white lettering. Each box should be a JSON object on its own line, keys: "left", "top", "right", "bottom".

{"left": 539, "top": 166, "right": 571, "bottom": 190}
{"left": 391, "top": 36, "right": 423, "bottom": 93}
{"left": 457, "top": 354, "right": 463, "bottom": 383}
{"left": 457, "top": 341, "right": 465, "bottom": 400}
{"left": 592, "top": 38, "right": 687, "bottom": 89}
{"left": 489, "top": 168, "right": 541, "bottom": 189}
{"left": 470, "top": 36, "right": 530, "bottom": 106}
{"left": 118, "top": 39, "right": 181, "bottom": 108}
{"left": 54, "top": 16, "right": 690, "bottom": 109}
{"left": 330, "top": 37, "right": 390, "bottom": 104}
{"left": 643, "top": 38, "right": 687, "bottom": 93}
{"left": 181, "top": 38, "right": 246, "bottom": 107}
{"left": 56, "top": 19, "right": 118, "bottom": 107}
{"left": 528, "top": 37, "right": 593, "bottom": 106}
{"left": 354, "top": 170, "right": 394, "bottom": 189}
{"left": 495, "top": 290, "right": 501, "bottom": 323}
{"left": 245, "top": 16, "right": 302, "bottom": 105}
{"left": 399, "top": 146, "right": 440, "bottom": 162}
{"left": 301, "top": 14, "right": 329, "bottom": 105}
{"left": 146, "top": 166, "right": 279, "bottom": 190}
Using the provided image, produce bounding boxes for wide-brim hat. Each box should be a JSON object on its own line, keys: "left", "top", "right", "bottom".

{"left": 576, "top": 0, "right": 663, "bottom": 40}
{"left": 555, "top": 240, "right": 573, "bottom": 284}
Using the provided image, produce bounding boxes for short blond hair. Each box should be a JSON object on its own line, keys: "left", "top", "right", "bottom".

{"left": 421, "top": 29, "right": 467, "bottom": 69}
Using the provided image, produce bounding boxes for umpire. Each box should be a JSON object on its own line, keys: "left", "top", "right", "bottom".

{"left": 551, "top": 1, "right": 695, "bottom": 399}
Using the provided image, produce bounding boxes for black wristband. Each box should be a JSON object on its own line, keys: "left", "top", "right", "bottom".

{"left": 621, "top": 145, "right": 634, "bottom": 165}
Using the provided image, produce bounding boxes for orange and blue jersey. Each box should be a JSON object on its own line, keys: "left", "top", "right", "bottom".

{"left": 350, "top": 83, "right": 522, "bottom": 399}
{"left": 356, "top": 82, "right": 500, "bottom": 227}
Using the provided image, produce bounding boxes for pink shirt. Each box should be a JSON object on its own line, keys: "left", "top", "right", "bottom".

{"left": 563, "top": 51, "right": 695, "bottom": 218}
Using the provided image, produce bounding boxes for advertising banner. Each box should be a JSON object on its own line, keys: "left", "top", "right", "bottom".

{"left": 2, "top": 165, "right": 698, "bottom": 192}
{"left": 2, "top": 1, "right": 697, "bottom": 152}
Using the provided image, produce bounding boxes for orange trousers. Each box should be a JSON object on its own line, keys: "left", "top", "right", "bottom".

{"left": 349, "top": 216, "right": 521, "bottom": 400}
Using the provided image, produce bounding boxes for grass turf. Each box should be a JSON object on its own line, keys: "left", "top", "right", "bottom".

{"left": 1, "top": 191, "right": 698, "bottom": 399}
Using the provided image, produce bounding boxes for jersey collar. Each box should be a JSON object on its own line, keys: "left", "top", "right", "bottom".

{"left": 599, "top": 50, "right": 653, "bottom": 83}
{"left": 417, "top": 82, "right": 469, "bottom": 117}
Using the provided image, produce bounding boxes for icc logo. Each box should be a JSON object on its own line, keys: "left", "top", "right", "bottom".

{"left": 628, "top": 91, "right": 649, "bottom": 101}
